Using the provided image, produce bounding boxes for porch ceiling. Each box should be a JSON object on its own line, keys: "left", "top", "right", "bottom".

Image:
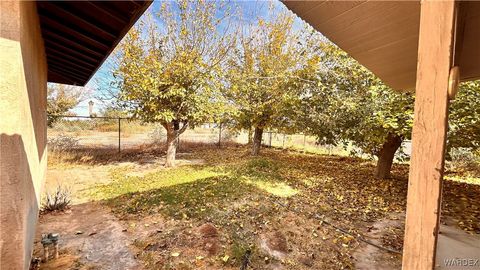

{"left": 37, "top": 1, "right": 152, "bottom": 86}
{"left": 283, "top": 1, "right": 480, "bottom": 90}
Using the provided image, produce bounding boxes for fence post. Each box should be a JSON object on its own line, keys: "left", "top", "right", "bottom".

{"left": 218, "top": 122, "right": 222, "bottom": 148}
{"left": 303, "top": 134, "right": 306, "bottom": 150}
{"left": 118, "top": 117, "right": 121, "bottom": 153}
{"left": 282, "top": 133, "right": 285, "bottom": 148}
{"left": 269, "top": 131, "right": 272, "bottom": 147}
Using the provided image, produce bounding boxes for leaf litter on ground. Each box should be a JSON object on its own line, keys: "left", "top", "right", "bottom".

{"left": 89, "top": 145, "right": 480, "bottom": 269}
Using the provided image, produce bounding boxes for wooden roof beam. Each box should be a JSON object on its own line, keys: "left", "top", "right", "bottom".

{"left": 128, "top": 0, "right": 142, "bottom": 8}
{"left": 37, "top": 2, "right": 117, "bottom": 40}
{"left": 42, "top": 29, "right": 104, "bottom": 58}
{"left": 44, "top": 39, "right": 100, "bottom": 64}
{"left": 453, "top": 2, "right": 467, "bottom": 66}
{"left": 47, "top": 55, "right": 94, "bottom": 75}
{"left": 39, "top": 0, "right": 153, "bottom": 85}
{"left": 48, "top": 66, "right": 89, "bottom": 84}
{"left": 47, "top": 59, "right": 92, "bottom": 77}
{"left": 39, "top": 15, "right": 110, "bottom": 51}
{"left": 45, "top": 47, "right": 97, "bottom": 69}
{"left": 48, "top": 70, "right": 77, "bottom": 85}
{"left": 84, "top": 1, "right": 128, "bottom": 25}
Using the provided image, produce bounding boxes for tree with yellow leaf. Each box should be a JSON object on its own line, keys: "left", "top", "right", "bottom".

{"left": 114, "top": 0, "right": 236, "bottom": 167}
{"left": 226, "top": 10, "right": 321, "bottom": 155}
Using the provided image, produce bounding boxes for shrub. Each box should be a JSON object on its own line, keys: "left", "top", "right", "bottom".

{"left": 221, "top": 129, "right": 239, "bottom": 142}
{"left": 42, "top": 185, "right": 72, "bottom": 212}
{"left": 149, "top": 125, "right": 166, "bottom": 144}
{"left": 448, "top": 147, "right": 480, "bottom": 176}
{"left": 48, "top": 134, "right": 79, "bottom": 151}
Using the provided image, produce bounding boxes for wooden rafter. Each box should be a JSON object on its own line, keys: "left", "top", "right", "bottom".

{"left": 40, "top": 15, "right": 110, "bottom": 51}
{"left": 37, "top": 2, "right": 117, "bottom": 40}
{"left": 45, "top": 48, "right": 97, "bottom": 69}
{"left": 37, "top": 1, "right": 152, "bottom": 85}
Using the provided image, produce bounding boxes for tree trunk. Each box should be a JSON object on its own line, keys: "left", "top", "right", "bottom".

{"left": 375, "top": 133, "right": 403, "bottom": 179}
{"left": 165, "top": 129, "right": 177, "bottom": 167}
{"left": 247, "top": 127, "right": 253, "bottom": 145}
{"left": 252, "top": 127, "right": 263, "bottom": 156}
{"left": 163, "top": 120, "right": 188, "bottom": 167}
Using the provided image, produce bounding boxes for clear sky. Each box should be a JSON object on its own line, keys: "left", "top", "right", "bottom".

{"left": 71, "top": 0, "right": 305, "bottom": 116}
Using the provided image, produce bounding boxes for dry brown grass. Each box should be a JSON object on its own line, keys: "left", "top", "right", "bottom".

{"left": 47, "top": 140, "right": 243, "bottom": 167}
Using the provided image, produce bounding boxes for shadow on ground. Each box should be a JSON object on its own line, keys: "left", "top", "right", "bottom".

{"left": 34, "top": 202, "right": 140, "bottom": 270}
{"left": 38, "top": 146, "right": 480, "bottom": 269}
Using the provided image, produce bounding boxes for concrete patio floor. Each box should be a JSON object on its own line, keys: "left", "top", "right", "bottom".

{"left": 436, "top": 225, "right": 480, "bottom": 269}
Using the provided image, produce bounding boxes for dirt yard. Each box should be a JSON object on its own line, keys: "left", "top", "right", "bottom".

{"left": 34, "top": 144, "right": 480, "bottom": 269}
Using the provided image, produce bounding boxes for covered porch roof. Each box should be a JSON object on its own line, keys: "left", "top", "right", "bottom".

{"left": 283, "top": 1, "right": 480, "bottom": 270}
{"left": 37, "top": 1, "right": 152, "bottom": 86}
{"left": 284, "top": 1, "right": 480, "bottom": 90}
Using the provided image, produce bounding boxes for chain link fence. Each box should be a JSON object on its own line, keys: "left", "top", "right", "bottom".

{"left": 260, "top": 131, "right": 346, "bottom": 155}
{"left": 47, "top": 115, "right": 359, "bottom": 156}
{"left": 47, "top": 115, "right": 243, "bottom": 152}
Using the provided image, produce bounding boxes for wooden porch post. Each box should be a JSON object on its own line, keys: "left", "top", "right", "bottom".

{"left": 402, "top": 1, "right": 456, "bottom": 269}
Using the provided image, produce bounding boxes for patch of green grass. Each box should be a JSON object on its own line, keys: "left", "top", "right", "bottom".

{"left": 91, "top": 165, "right": 225, "bottom": 201}
{"left": 237, "top": 158, "right": 299, "bottom": 197}
{"left": 107, "top": 174, "right": 258, "bottom": 218}
{"left": 239, "top": 158, "right": 281, "bottom": 179}
{"left": 94, "top": 156, "right": 300, "bottom": 219}
{"left": 243, "top": 178, "right": 299, "bottom": 197}
{"left": 230, "top": 237, "right": 255, "bottom": 266}
{"left": 95, "top": 163, "right": 258, "bottom": 218}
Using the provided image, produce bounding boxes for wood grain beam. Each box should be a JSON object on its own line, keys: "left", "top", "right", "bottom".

{"left": 453, "top": 2, "right": 467, "bottom": 66}
{"left": 37, "top": 2, "right": 117, "bottom": 40}
{"left": 46, "top": 47, "right": 97, "bottom": 69}
{"left": 401, "top": 1, "right": 456, "bottom": 269}
{"left": 86, "top": 1, "right": 128, "bottom": 24}
{"left": 47, "top": 56, "right": 93, "bottom": 75}
{"left": 40, "top": 15, "right": 110, "bottom": 51}
{"left": 48, "top": 66, "right": 88, "bottom": 83}
{"left": 44, "top": 39, "right": 100, "bottom": 64}
{"left": 42, "top": 29, "right": 104, "bottom": 58}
